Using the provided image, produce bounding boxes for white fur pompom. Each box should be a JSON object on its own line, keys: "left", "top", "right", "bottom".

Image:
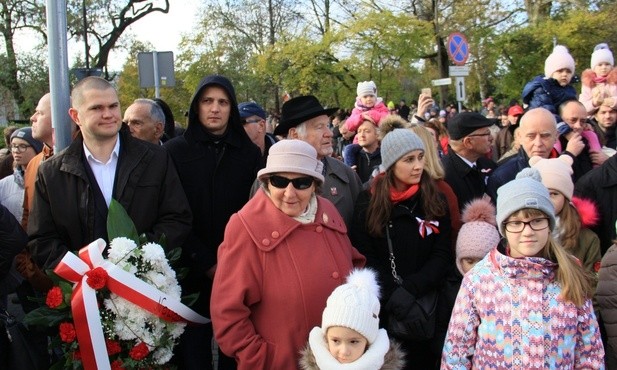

{"left": 345, "top": 268, "right": 380, "bottom": 300}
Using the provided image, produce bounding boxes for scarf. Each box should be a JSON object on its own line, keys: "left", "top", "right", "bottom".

{"left": 370, "top": 172, "right": 420, "bottom": 204}
{"left": 293, "top": 193, "right": 318, "bottom": 224}
{"left": 593, "top": 75, "right": 608, "bottom": 84}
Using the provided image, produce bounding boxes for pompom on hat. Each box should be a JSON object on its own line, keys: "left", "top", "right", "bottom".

{"left": 544, "top": 45, "right": 576, "bottom": 78}
{"left": 529, "top": 155, "right": 574, "bottom": 200}
{"left": 379, "top": 129, "right": 424, "bottom": 172}
{"left": 496, "top": 167, "right": 556, "bottom": 236}
{"left": 591, "top": 43, "right": 614, "bottom": 69}
{"left": 257, "top": 139, "right": 324, "bottom": 183}
{"left": 357, "top": 81, "right": 377, "bottom": 97}
{"left": 456, "top": 197, "right": 500, "bottom": 275}
{"left": 321, "top": 269, "right": 381, "bottom": 344}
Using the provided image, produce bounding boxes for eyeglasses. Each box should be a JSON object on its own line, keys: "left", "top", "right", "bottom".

{"left": 10, "top": 144, "right": 32, "bottom": 153}
{"left": 269, "top": 175, "right": 314, "bottom": 190}
{"left": 503, "top": 218, "right": 549, "bottom": 233}
{"left": 467, "top": 132, "right": 492, "bottom": 138}
{"left": 242, "top": 118, "right": 262, "bottom": 125}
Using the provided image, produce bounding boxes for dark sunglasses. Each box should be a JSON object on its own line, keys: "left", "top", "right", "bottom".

{"left": 269, "top": 175, "right": 314, "bottom": 190}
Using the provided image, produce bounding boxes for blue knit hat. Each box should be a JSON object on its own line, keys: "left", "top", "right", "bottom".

{"left": 379, "top": 129, "right": 424, "bottom": 172}
{"left": 496, "top": 168, "right": 555, "bottom": 236}
{"left": 11, "top": 127, "right": 43, "bottom": 154}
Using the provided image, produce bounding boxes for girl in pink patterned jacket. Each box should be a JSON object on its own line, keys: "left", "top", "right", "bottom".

{"left": 441, "top": 168, "right": 604, "bottom": 369}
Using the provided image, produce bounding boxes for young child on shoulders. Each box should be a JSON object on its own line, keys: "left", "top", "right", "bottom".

{"left": 522, "top": 45, "right": 602, "bottom": 157}
{"left": 580, "top": 43, "right": 617, "bottom": 115}
{"left": 300, "top": 268, "right": 405, "bottom": 370}
{"left": 441, "top": 168, "right": 605, "bottom": 369}
{"left": 345, "top": 81, "right": 390, "bottom": 133}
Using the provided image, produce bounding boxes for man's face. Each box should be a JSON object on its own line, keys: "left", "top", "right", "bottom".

{"left": 560, "top": 102, "right": 588, "bottom": 134}
{"left": 31, "top": 93, "right": 53, "bottom": 144}
{"left": 464, "top": 127, "right": 493, "bottom": 155}
{"left": 242, "top": 115, "right": 265, "bottom": 146}
{"left": 123, "top": 103, "right": 163, "bottom": 144}
{"left": 356, "top": 120, "right": 379, "bottom": 151}
{"left": 69, "top": 87, "right": 122, "bottom": 142}
{"left": 595, "top": 105, "right": 617, "bottom": 131}
{"left": 518, "top": 110, "right": 557, "bottom": 158}
{"left": 290, "top": 115, "right": 333, "bottom": 159}
{"left": 197, "top": 86, "right": 231, "bottom": 135}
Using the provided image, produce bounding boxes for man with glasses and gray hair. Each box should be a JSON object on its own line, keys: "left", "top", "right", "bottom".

{"left": 441, "top": 112, "right": 497, "bottom": 209}
{"left": 123, "top": 98, "right": 165, "bottom": 145}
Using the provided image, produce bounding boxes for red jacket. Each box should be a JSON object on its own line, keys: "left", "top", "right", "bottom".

{"left": 211, "top": 190, "right": 365, "bottom": 370}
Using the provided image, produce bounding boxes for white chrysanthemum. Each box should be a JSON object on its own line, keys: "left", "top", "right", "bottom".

{"left": 142, "top": 242, "right": 166, "bottom": 265}
{"left": 107, "top": 237, "right": 138, "bottom": 262}
{"left": 145, "top": 270, "right": 167, "bottom": 289}
{"left": 169, "top": 322, "right": 186, "bottom": 339}
{"left": 153, "top": 347, "right": 173, "bottom": 364}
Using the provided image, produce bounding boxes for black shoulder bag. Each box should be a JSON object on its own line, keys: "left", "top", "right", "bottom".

{"left": 384, "top": 224, "right": 439, "bottom": 341}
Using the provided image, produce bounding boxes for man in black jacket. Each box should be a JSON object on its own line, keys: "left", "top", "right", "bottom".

{"left": 165, "top": 75, "right": 262, "bottom": 370}
{"left": 441, "top": 112, "right": 497, "bottom": 209}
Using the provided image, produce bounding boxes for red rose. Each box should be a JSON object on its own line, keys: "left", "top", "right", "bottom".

{"left": 46, "top": 286, "right": 63, "bottom": 308}
{"left": 110, "top": 359, "right": 123, "bottom": 370}
{"left": 106, "top": 339, "right": 122, "bottom": 356}
{"left": 129, "top": 342, "right": 149, "bottom": 361}
{"left": 594, "top": 261, "right": 602, "bottom": 273}
{"left": 86, "top": 267, "right": 108, "bottom": 290}
{"left": 59, "top": 322, "right": 76, "bottom": 343}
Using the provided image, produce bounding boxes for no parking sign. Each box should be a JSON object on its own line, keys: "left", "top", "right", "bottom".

{"left": 447, "top": 33, "right": 469, "bottom": 66}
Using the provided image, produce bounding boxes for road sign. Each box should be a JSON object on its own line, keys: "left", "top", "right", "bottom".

{"left": 431, "top": 78, "right": 452, "bottom": 86}
{"left": 447, "top": 33, "right": 469, "bottom": 66}
{"left": 449, "top": 65, "right": 470, "bottom": 77}
{"left": 138, "top": 51, "right": 176, "bottom": 98}
{"left": 455, "top": 77, "right": 466, "bottom": 101}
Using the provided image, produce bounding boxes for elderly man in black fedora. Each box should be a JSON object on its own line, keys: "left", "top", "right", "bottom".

{"left": 441, "top": 112, "right": 497, "bottom": 209}
{"left": 272, "top": 95, "right": 362, "bottom": 227}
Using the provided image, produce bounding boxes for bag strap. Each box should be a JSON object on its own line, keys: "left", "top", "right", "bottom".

{"left": 385, "top": 224, "right": 403, "bottom": 286}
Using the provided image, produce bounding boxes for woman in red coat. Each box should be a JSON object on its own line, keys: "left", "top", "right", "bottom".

{"left": 211, "top": 140, "right": 365, "bottom": 370}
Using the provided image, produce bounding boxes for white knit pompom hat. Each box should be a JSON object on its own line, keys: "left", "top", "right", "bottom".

{"left": 591, "top": 43, "right": 614, "bottom": 69}
{"left": 321, "top": 269, "right": 381, "bottom": 344}
{"left": 544, "top": 45, "right": 575, "bottom": 78}
{"left": 357, "top": 81, "right": 377, "bottom": 97}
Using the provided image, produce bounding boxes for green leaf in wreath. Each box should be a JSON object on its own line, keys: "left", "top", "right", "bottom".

{"left": 107, "top": 199, "right": 139, "bottom": 244}
{"left": 165, "top": 247, "right": 182, "bottom": 265}
{"left": 23, "top": 306, "right": 69, "bottom": 327}
{"left": 181, "top": 292, "right": 200, "bottom": 307}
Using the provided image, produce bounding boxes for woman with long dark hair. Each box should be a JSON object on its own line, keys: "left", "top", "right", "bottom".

{"left": 350, "top": 128, "right": 452, "bottom": 369}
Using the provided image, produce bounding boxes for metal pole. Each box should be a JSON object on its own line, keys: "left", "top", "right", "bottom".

{"left": 153, "top": 51, "right": 160, "bottom": 98}
{"left": 46, "top": 0, "right": 72, "bottom": 152}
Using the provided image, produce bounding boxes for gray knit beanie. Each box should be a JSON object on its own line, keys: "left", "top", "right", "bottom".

{"left": 379, "top": 129, "right": 425, "bottom": 172}
{"left": 496, "top": 168, "right": 555, "bottom": 236}
{"left": 11, "top": 127, "right": 43, "bottom": 154}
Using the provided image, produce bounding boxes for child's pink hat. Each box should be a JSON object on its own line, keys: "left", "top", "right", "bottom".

{"left": 456, "top": 197, "right": 500, "bottom": 275}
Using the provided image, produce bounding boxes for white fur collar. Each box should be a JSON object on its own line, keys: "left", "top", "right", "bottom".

{"left": 308, "top": 327, "right": 390, "bottom": 370}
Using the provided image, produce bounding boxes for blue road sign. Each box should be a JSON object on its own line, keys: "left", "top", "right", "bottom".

{"left": 447, "top": 33, "right": 469, "bottom": 66}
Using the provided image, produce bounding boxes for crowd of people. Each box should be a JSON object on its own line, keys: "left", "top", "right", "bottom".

{"left": 1, "top": 41, "right": 617, "bottom": 370}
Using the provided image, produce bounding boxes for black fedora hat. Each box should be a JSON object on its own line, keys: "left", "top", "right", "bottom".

{"left": 274, "top": 95, "right": 338, "bottom": 136}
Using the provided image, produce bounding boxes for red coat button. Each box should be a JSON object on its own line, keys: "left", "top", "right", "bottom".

{"left": 332, "top": 272, "right": 339, "bottom": 279}
{"left": 261, "top": 239, "right": 271, "bottom": 246}
{"left": 316, "top": 226, "right": 323, "bottom": 232}
{"left": 271, "top": 231, "right": 280, "bottom": 238}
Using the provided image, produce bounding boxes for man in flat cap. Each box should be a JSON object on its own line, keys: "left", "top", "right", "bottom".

{"left": 239, "top": 101, "right": 277, "bottom": 162}
{"left": 441, "top": 112, "right": 497, "bottom": 208}
{"left": 272, "top": 95, "right": 362, "bottom": 227}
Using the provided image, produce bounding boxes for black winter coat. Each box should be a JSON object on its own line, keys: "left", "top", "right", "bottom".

{"left": 164, "top": 75, "right": 262, "bottom": 315}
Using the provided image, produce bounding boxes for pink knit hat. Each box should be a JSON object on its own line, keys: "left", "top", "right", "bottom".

{"left": 456, "top": 197, "right": 500, "bottom": 275}
{"left": 257, "top": 139, "right": 324, "bottom": 183}
{"left": 529, "top": 155, "right": 574, "bottom": 200}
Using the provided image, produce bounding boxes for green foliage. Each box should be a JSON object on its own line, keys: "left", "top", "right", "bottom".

{"left": 107, "top": 199, "right": 139, "bottom": 244}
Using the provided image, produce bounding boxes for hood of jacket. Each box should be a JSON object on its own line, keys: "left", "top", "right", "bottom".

{"left": 186, "top": 74, "right": 249, "bottom": 142}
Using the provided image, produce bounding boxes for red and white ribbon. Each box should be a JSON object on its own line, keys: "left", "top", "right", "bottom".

{"left": 416, "top": 217, "right": 440, "bottom": 238}
{"left": 54, "top": 239, "right": 209, "bottom": 370}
